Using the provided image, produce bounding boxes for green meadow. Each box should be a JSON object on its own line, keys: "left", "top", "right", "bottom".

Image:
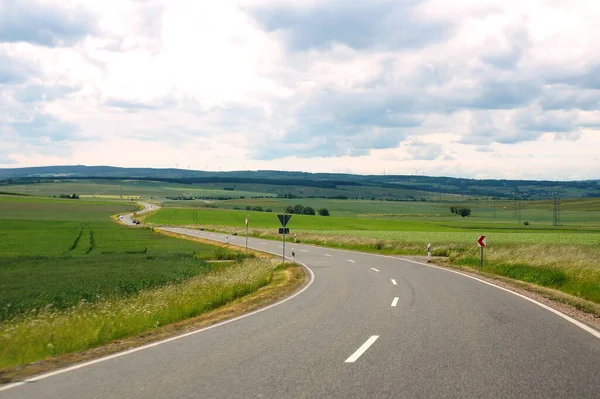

{"left": 145, "top": 203, "right": 600, "bottom": 305}
{"left": 0, "top": 195, "right": 282, "bottom": 369}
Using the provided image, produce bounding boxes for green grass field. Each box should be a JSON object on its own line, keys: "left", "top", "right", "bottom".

{"left": 0, "top": 195, "right": 287, "bottom": 369}
{"left": 0, "top": 196, "right": 235, "bottom": 321}
{"left": 0, "top": 180, "right": 277, "bottom": 200}
{"left": 145, "top": 203, "right": 600, "bottom": 305}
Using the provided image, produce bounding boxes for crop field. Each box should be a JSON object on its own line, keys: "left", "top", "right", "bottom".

{"left": 145, "top": 202, "right": 600, "bottom": 305}
{"left": 0, "top": 194, "right": 291, "bottom": 369}
{"left": 0, "top": 196, "right": 229, "bottom": 321}
{"left": 144, "top": 207, "right": 464, "bottom": 232}
{"left": 0, "top": 180, "right": 276, "bottom": 200}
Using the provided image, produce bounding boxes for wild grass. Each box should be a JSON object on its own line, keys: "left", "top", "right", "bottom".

{"left": 0, "top": 259, "right": 277, "bottom": 370}
{"left": 200, "top": 225, "right": 600, "bottom": 305}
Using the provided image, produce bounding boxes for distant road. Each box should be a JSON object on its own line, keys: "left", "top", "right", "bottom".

{"left": 3, "top": 226, "right": 600, "bottom": 398}
{"left": 119, "top": 202, "right": 159, "bottom": 225}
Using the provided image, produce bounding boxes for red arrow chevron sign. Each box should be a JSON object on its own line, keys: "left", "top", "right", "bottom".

{"left": 477, "top": 236, "right": 487, "bottom": 247}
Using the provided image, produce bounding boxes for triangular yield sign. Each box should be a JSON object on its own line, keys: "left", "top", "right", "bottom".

{"left": 277, "top": 214, "right": 292, "bottom": 227}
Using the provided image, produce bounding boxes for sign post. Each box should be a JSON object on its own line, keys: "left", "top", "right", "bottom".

{"left": 277, "top": 214, "right": 292, "bottom": 263}
{"left": 245, "top": 214, "right": 249, "bottom": 253}
{"left": 477, "top": 236, "right": 487, "bottom": 269}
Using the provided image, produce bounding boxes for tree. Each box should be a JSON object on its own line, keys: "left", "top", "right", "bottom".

{"left": 457, "top": 207, "right": 471, "bottom": 217}
{"left": 293, "top": 204, "right": 304, "bottom": 214}
{"left": 285, "top": 206, "right": 294, "bottom": 214}
{"left": 252, "top": 206, "right": 263, "bottom": 212}
{"left": 265, "top": 208, "right": 272, "bottom": 212}
{"left": 302, "top": 206, "right": 315, "bottom": 215}
{"left": 318, "top": 208, "right": 330, "bottom": 216}
{"left": 450, "top": 206, "right": 456, "bottom": 214}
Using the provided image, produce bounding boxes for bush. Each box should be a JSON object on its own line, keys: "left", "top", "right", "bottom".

{"left": 318, "top": 208, "right": 330, "bottom": 216}
{"left": 302, "top": 206, "right": 315, "bottom": 215}
{"left": 451, "top": 206, "right": 471, "bottom": 217}
{"left": 458, "top": 208, "right": 471, "bottom": 217}
{"left": 523, "top": 221, "right": 530, "bottom": 226}
{"left": 285, "top": 206, "right": 294, "bottom": 214}
{"left": 293, "top": 204, "right": 304, "bottom": 214}
{"left": 265, "top": 208, "right": 272, "bottom": 212}
{"left": 252, "top": 206, "right": 263, "bottom": 212}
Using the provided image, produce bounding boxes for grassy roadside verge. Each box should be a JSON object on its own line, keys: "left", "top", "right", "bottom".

{"left": 0, "top": 258, "right": 306, "bottom": 378}
{"left": 174, "top": 224, "right": 600, "bottom": 309}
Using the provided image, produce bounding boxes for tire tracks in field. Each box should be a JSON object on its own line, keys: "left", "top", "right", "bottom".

{"left": 65, "top": 223, "right": 88, "bottom": 253}
{"left": 85, "top": 230, "right": 96, "bottom": 254}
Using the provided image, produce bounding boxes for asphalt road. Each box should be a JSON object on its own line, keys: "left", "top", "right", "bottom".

{"left": 119, "top": 202, "right": 159, "bottom": 226}
{"left": 3, "top": 224, "right": 600, "bottom": 398}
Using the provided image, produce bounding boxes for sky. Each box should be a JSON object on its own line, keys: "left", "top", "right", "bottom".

{"left": 0, "top": 0, "right": 599, "bottom": 180}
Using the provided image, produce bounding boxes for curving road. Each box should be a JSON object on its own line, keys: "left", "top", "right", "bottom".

{"left": 119, "top": 202, "right": 159, "bottom": 226}
{"left": 2, "top": 228, "right": 600, "bottom": 398}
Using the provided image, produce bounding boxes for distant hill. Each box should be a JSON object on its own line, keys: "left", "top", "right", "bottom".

{"left": 0, "top": 165, "right": 599, "bottom": 199}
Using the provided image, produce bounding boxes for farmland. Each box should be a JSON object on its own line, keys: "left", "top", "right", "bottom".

{"left": 0, "top": 195, "right": 293, "bottom": 370}
{"left": 144, "top": 203, "right": 600, "bottom": 305}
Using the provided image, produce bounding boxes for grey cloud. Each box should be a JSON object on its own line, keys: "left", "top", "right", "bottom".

{"left": 248, "top": 0, "right": 453, "bottom": 51}
{"left": 0, "top": 51, "right": 39, "bottom": 83}
{"left": 479, "top": 29, "right": 530, "bottom": 71}
{"left": 549, "top": 65, "right": 600, "bottom": 90}
{"left": 0, "top": 154, "right": 15, "bottom": 164}
{"left": 251, "top": 89, "right": 422, "bottom": 160}
{"left": 10, "top": 113, "right": 79, "bottom": 142}
{"left": 15, "top": 83, "right": 77, "bottom": 103}
{"left": 104, "top": 98, "right": 161, "bottom": 111}
{"left": 513, "top": 110, "right": 577, "bottom": 133}
{"left": 0, "top": 0, "right": 96, "bottom": 46}
{"left": 539, "top": 85, "right": 600, "bottom": 111}
{"left": 402, "top": 139, "right": 443, "bottom": 160}
{"left": 466, "top": 79, "right": 540, "bottom": 110}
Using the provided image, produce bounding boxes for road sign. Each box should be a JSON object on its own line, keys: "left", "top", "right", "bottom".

{"left": 279, "top": 228, "right": 289, "bottom": 234}
{"left": 477, "top": 236, "right": 487, "bottom": 247}
{"left": 277, "top": 214, "right": 292, "bottom": 227}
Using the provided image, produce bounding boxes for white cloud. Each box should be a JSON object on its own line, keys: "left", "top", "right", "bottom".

{"left": 0, "top": 0, "right": 599, "bottom": 180}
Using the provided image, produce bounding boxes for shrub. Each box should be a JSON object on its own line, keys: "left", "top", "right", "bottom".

{"left": 303, "top": 206, "right": 315, "bottom": 215}
{"left": 293, "top": 204, "right": 304, "bottom": 214}
{"left": 318, "top": 208, "right": 330, "bottom": 216}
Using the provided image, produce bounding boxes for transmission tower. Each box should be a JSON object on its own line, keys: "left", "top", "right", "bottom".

{"left": 553, "top": 192, "right": 561, "bottom": 226}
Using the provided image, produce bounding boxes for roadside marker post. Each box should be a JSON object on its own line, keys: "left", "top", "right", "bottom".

{"left": 427, "top": 243, "right": 431, "bottom": 263}
{"left": 277, "top": 214, "right": 292, "bottom": 263}
{"left": 245, "top": 214, "right": 249, "bottom": 253}
{"left": 477, "top": 236, "right": 487, "bottom": 269}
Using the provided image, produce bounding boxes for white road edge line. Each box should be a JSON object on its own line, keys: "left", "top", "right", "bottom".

{"left": 0, "top": 229, "right": 316, "bottom": 393}
{"left": 391, "top": 279, "right": 397, "bottom": 285}
{"left": 345, "top": 336, "right": 379, "bottom": 363}
{"left": 370, "top": 268, "right": 380, "bottom": 272}
{"left": 324, "top": 254, "right": 332, "bottom": 257}
{"left": 271, "top": 241, "right": 600, "bottom": 341}
{"left": 391, "top": 297, "right": 399, "bottom": 307}
{"left": 348, "top": 259, "right": 356, "bottom": 263}
{"left": 299, "top": 249, "right": 308, "bottom": 252}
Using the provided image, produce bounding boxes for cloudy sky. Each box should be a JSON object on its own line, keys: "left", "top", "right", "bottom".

{"left": 1, "top": 0, "right": 599, "bottom": 179}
